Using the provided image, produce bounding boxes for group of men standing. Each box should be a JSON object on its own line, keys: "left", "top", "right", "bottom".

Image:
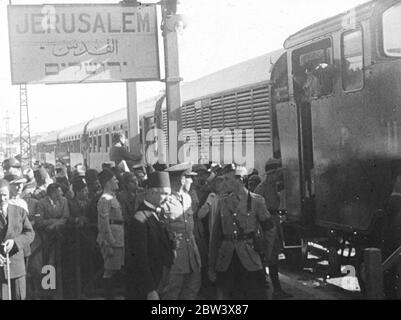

{"left": 0, "top": 130, "right": 291, "bottom": 301}
{"left": 123, "top": 159, "right": 291, "bottom": 300}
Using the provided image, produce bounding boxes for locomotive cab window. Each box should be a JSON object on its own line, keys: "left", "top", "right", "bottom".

{"left": 383, "top": 2, "right": 401, "bottom": 57}
{"left": 292, "top": 38, "right": 336, "bottom": 98}
{"left": 342, "top": 28, "right": 364, "bottom": 91}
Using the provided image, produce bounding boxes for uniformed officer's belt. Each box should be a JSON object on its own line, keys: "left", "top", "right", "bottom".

{"left": 223, "top": 232, "right": 254, "bottom": 241}
{"left": 109, "top": 219, "right": 124, "bottom": 225}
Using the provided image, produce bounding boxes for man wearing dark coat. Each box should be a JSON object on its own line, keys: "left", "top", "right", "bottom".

{"left": 126, "top": 171, "right": 174, "bottom": 300}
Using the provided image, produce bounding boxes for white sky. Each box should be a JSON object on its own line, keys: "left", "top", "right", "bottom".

{"left": 0, "top": 0, "right": 368, "bottom": 136}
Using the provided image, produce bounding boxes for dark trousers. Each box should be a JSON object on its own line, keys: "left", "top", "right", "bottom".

{"left": 217, "top": 252, "right": 267, "bottom": 300}
{"left": 0, "top": 275, "right": 26, "bottom": 300}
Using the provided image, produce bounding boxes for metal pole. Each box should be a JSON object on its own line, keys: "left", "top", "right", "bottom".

{"left": 121, "top": 0, "right": 141, "bottom": 158}
{"left": 161, "top": 0, "right": 184, "bottom": 165}
{"left": 126, "top": 82, "right": 141, "bottom": 157}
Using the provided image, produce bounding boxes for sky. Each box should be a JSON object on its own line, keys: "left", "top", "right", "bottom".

{"left": 0, "top": 0, "right": 369, "bottom": 136}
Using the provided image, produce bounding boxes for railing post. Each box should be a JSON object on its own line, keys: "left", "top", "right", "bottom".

{"left": 363, "top": 248, "right": 384, "bottom": 300}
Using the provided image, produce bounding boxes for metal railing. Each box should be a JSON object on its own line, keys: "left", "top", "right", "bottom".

{"left": 27, "top": 223, "right": 105, "bottom": 300}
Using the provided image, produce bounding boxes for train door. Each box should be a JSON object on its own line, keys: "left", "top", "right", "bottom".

{"left": 271, "top": 52, "right": 303, "bottom": 222}
{"left": 290, "top": 38, "right": 334, "bottom": 226}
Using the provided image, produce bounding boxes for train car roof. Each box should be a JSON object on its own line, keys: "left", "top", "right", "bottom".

{"left": 86, "top": 95, "right": 163, "bottom": 132}
{"left": 36, "top": 131, "right": 60, "bottom": 144}
{"left": 284, "top": 0, "right": 376, "bottom": 49}
{"left": 38, "top": 49, "right": 283, "bottom": 141}
{"left": 77, "top": 50, "right": 285, "bottom": 131}
{"left": 59, "top": 121, "right": 88, "bottom": 140}
{"left": 181, "top": 49, "right": 284, "bottom": 102}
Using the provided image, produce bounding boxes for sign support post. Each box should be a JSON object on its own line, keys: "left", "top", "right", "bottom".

{"left": 161, "top": 0, "right": 185, "bottom": 165}
{"left": 126, "top": 81, "right": 141, "bottom": 156}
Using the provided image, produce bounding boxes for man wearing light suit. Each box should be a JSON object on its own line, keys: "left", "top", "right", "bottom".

{"left": 0, "top": 179, "right": 35, "bottom": 300}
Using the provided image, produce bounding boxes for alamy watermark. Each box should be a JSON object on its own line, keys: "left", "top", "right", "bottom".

{"left": 145, "top": 121, "right": 255, "bottom": 168}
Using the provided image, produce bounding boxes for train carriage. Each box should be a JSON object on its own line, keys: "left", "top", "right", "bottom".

{"left": 37, "top": 50, "right": 283, "bottom": 174}
{"left": 36, "top": 131, "right": 59, "bottom": 165}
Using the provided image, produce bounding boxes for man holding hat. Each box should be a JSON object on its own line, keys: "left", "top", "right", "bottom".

{"left": 126, "top": 171, "right": 174, "bottom": 300}
{"left": 162, "top": 163, "right": 202, "bottom": 300}
{"left": 96, "top": 169, "right": 124, "bottom": 300}
{"left": 254, "top": 159, "right": 292, "bottom": 299}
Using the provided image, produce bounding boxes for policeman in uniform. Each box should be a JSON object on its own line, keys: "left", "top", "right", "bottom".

{"left": 254, "top": 159, "right": 292, "bottom": 299}
{"left": 209, "top": 165, "right": 274, "bottom": 300}
{"left": 162, "top": 163, "right": 202, "bottom": 300}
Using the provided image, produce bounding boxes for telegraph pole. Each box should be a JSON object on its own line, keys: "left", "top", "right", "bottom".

{"left": 19, "top": 83, "right": 32, "bottom": 167}
{"left": 9, "top": 0, "right": 32, "bottom": 167}
{"left": 161, "top": 0, "right": 185, "bottom": 165}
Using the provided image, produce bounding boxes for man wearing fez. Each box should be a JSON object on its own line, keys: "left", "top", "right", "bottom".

{"left": 126, "top": 171, "right": 173, "bottom": 300}
{"left": 162, "top": 163, "right": 202, "bottom": 300}
{"left": 0, "top": 179, "right": 35, "bottom": 300}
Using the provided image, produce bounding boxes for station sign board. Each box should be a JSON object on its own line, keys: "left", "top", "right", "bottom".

{"left": 8, "top": 4, "right": 160, "bottom": 84}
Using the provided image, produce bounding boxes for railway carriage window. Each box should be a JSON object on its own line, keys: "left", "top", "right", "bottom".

{"left": 383, "top": 3, "right": 401, "bottom": 57}
{"left": 98, "top": 135, "right": 102, "bottom": 152}
{"left": 106, "top": 134, "right": 110, "bottom": 151}
{"left": 342, "top": 29, "right": 364, "bottom": 91}
{"left": 93, "top": 136, "right": 97, "bottom": 153}
{"left": 292, "top": 38, "right": 336, "bottom": 98}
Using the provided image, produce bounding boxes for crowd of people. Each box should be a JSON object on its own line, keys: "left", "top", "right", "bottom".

{"left": 0, "top": 132, "right": 293, "bottom": 300}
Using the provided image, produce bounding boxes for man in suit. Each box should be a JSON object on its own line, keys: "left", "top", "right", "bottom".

{"left": 0, "top": 179, "right": 35, "bottom": 300}
{"left": 126, "top": 171, "right": 174, "bottom": 300}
